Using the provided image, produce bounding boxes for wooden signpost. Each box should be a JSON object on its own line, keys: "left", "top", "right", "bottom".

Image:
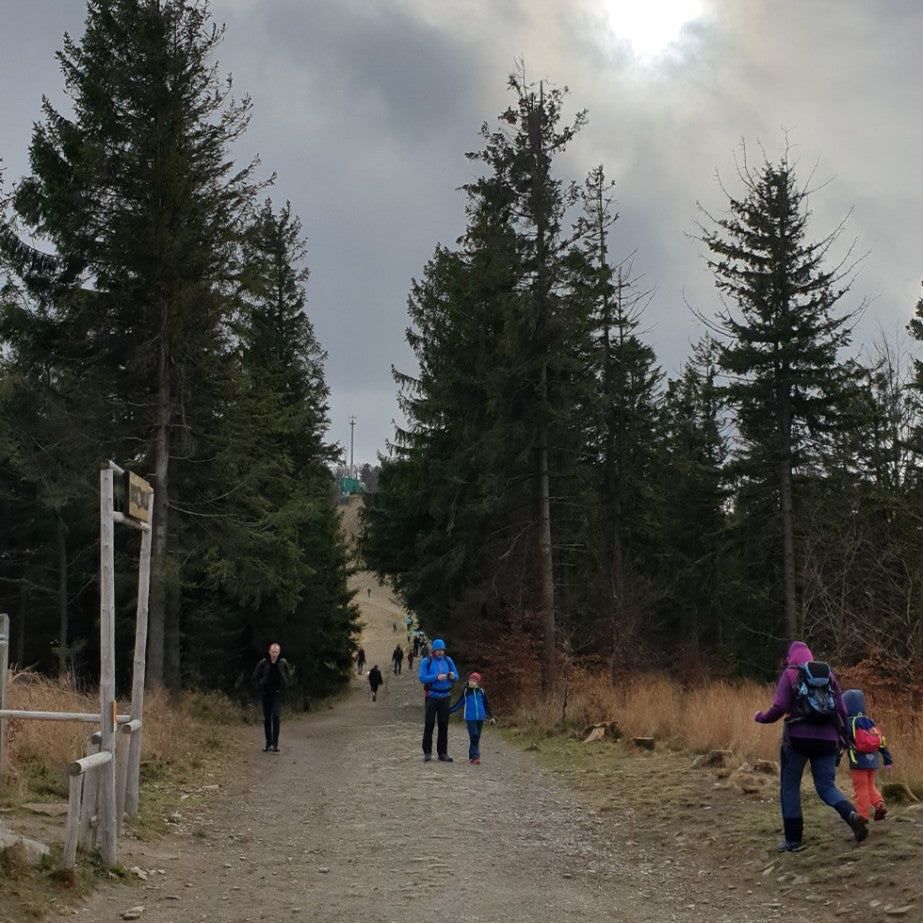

{"left": 0, "top": 463, "right": 153, "bottom": 871}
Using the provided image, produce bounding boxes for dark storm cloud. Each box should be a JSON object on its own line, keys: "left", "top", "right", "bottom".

{"left": 3, "top": 1, "right": 923, "bottom": 463}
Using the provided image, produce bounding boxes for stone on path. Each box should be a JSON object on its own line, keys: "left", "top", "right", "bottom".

{"left": 0, "top": 824, "right": 50, "bottom": 865}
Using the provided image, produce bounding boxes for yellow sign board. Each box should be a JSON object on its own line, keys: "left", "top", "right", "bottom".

{"left": 128, "top": 472, "right": 153, "bottom": 523}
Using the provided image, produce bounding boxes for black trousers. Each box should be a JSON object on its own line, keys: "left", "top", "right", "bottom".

{"left": 422, "top": 696, "right": 450, "bottom": 756}
{"left": 262, "top": 693, "right": 281, "bottom": 747}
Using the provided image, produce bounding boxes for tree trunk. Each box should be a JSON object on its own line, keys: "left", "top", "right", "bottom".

{"left": 147, "top": 336, "right": 171, "bottom": 688}
{"left": 16, "top": 575, "right": 27, "bottom": 665}
{"left": 165, "top": 566, "right": 181, "bottom": 691}
{"left": 536, "top": 404, "right": 557, "bottom": 692}
{"left": 777, "top": 384, "right": 798, "bottom": 640}
{"left": 56, "top": 513, "right": 68, "bottom": 676}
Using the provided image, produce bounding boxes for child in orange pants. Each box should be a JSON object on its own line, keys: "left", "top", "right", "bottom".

{"left": 842, "top": 688, "right": 894, "bottom": 821}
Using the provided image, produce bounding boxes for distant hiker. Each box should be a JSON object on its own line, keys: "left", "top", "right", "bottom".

{"left": 449, "top": 672, "right": 494, "bottom": 764}
{"left": 392, "top": 644, "right": 404, "bottom": 675}
{"left": 412, "top": 635, "right": 421, "bottom": 657}
{"left": 754, "top": 641, "right": 867, "bottom": 851}
{"left": 420, "top": 642, "right": 429, "bottom": 659}
{"left": 407, "top": 650, "right": 415, "bottom": 671}
{"left": 393, "top": 621, "right": 398, "bottom": 633}
{"left": 418, "top": 638, "right": 458, "bottom": 762}
{"left": 842, "top": 688, "right": 894, "bottom": 823}
{"left": 252, "top": 642, "right": 291, "bottom": 753}
{"left": 356, "top": 647, "right": 367, "bottom": 675}
{"left": 368, "top": 665, "right": 384, "bottom": 702}
{"left": 367, "top": 587, "right": 371, "bottom": 599}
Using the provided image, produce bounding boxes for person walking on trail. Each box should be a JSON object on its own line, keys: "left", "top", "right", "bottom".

{"left": 842, "top": 688, "right": 895, "bottom": 823}
{"left": 449, "top": 671, "right": 494, "bottom": 764}
{"left": 407, "top": 649, "right": 415, "bottom": 672}
{"left": 367, "top": 587, "right": 371, "bottom": 599}
{"left": 392, "top": 644, "right": 404, "bottom": 675}
{"left": 412, "top": 635, "right": 421, "bottom": 657}
{"left": 356, "top": 647, "right": 366, "bottom": 676}
{"left": 252, "top": 642, "right": 291, "bottom": 753}
{"left": 420, "top": 641, "right": 429, "bottom": 659}
{"left": 368, "top": 665, "right": 384, "bottom": 702}
{"left": 754, "top": 641, "right": 867, "bottom": 851}
{"left": 418, "top": 638, "right": 458, "bottom": 762}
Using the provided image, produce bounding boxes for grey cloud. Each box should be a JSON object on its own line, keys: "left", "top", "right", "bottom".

{"left": 2, "top": 0, "right": 922, "bottom": 465}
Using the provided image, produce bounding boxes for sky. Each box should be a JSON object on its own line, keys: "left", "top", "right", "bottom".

{"left": 1, "top": 0, "right": 922, "bottom": 466}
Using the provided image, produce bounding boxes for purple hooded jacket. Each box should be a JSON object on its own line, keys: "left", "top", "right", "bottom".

{"left": 754, "top": 641, "right": 846, "bottom": 742}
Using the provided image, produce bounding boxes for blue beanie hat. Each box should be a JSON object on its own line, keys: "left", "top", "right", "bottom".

{"left": 431, "top": 638, "right": 446, "bottom": 651}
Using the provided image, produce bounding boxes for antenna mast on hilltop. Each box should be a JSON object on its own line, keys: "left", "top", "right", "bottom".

{"left": 348, "top": 416, "right": 357, "bottom": 478}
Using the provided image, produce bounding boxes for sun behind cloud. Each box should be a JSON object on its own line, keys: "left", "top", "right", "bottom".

{"left": 602, "top": 0, "right": 705, "bottom": 60}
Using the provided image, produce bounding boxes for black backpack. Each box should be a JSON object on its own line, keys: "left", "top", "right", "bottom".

{"left": 790, "top": 660, "right": 838, "bottom": 723}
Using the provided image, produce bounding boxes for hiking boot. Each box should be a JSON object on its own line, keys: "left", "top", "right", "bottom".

{"left": 848, "top": 811, "right": 869, "bottom": 843}
{"left": 271, "top": 746, "right": 280, "bottom": 753}
{"left": 873, "top": 803, "right": 888, "bottom": 821}
{"left": 423, "top": 753, "right": 432, "bottom": 763}
{"left": 263, "top": 744, "right": 272, "bottom": 752}
{"left": 777, "top": 840, "right": 804, "bottom": 853}
{"left": 472, "top": 758, "right": 481, "bottom": 765}
{"left": 437, "top": 755, "right": 453, "bottom": 763}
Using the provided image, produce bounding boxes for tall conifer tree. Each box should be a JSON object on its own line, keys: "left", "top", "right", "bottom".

{"left": 699, "top": 152, "right": 857, "bottom": 640}
{"left": 4, "top": 0, "right": 261, "bottom": 686}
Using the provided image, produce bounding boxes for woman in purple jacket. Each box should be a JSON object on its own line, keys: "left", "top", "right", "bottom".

{"left": 754, "top": 641, "right": 867, "bottom": 851}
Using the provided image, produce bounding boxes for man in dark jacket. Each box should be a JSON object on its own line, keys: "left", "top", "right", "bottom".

{"left": 252, "top": 642, "right": 291, "bottom": 753}
{"left": 368, "top": 665, "right": 384, "bottom": 702}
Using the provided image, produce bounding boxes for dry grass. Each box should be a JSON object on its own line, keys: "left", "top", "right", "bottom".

{"left": 514, "top": 668, "right": 923, "bottom": 793}
{"left": 2, "top": 669, "right": 247, "bottom": 803}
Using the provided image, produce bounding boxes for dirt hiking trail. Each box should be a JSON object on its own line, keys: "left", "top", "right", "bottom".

{"left": 60, "top": 571, "right": 916, "bottom": 923}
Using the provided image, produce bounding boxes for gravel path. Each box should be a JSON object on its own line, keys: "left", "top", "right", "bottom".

{"left": 68, "top": 574, "right": 779, "bottom": 923}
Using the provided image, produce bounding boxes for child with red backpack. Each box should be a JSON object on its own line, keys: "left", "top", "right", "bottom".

{"left": 842, "top": 688, "right": 894, "bottom": 822}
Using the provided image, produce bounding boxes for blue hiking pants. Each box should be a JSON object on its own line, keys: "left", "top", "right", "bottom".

{"left": 467, "top": 720, "right": 484, "bottom": 760}
{"left": 780, "top": 737, "right": 854, "bottom": 842}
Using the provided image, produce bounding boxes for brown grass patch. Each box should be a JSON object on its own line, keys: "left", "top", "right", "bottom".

{"left": 513, "top": 668, "right": 923, "bottom": 793}
{"left": 2, "top": 670, "right": 249, "bottom": 803}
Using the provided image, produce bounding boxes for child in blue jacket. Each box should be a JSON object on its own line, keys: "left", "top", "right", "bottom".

{"left": 449, "top": 672, "right": 494, "bottom": 764}
{"left": 842, "top": 688, "right": 895, "bottom": 822}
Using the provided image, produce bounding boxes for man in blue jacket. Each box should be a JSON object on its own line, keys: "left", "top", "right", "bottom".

{"left": 418, "top": 638, "right": 458, "bottom": 762}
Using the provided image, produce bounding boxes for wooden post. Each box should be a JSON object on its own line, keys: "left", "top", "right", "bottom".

{"left": 98, "top": 467, "right": 118, "bottom": 865}
{"left": 62, "top": 772, "right": 83, "bottom": 872}
{"left": 115, "top": 729, "right": 129, "bottom": 834}
{"left": 0, "top": 613, "right": 8, "bottom": 780}
{"left": 126, "top": 523, "right": 152, "bottom": 817}
{"left": 78, "top": 738, "right": 98, "bottom": 848}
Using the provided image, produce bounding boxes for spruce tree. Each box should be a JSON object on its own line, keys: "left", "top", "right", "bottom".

{"left": 465, "top": 69, "right": 587, "bottom": 689}
{"left": 571, "top": 166, "right": 661, "bottom": 663}
{"left": 655, "top": 337, "right": 726, "bottom": 652}
{"left": 699, "top": 151, "right": 857, "bottom": 641}
{"left": 4, "top": 0, "right": 261, "bottom": 686}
